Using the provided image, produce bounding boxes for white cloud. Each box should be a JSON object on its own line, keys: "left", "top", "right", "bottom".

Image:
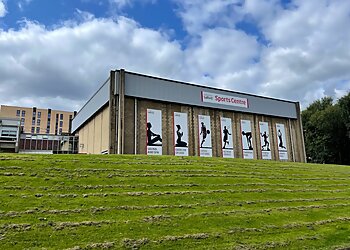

{"left": 0, "top": 16, "right": 183, "bottom": 111}
{"left": 108, "top": 0, "right": 157, "bottom": 11}
{"left": 0, "top": 0, "right": 6, "bottom": 17}
{"left": 184, "top": 27, "right": 261, "bottom": 93}
{"left": 0, "top": 1, "right": 350, "bottom": 112}
{"left": 174, "top": 0, "right": 243, "bottom": 34}
{"left": 18, "top": 0, "right": 33, "bottom": 11}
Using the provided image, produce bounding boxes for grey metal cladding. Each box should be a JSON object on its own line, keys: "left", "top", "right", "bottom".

{"left": 72, "top": 79, "right": 110, "bottom": 132}
{"left": 125, "top": 73, "right": 298, "bottom": 119}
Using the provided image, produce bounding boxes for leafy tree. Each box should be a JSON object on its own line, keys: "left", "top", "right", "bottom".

{"left": 302, "top": 95, "right": 350, "bottom": 165}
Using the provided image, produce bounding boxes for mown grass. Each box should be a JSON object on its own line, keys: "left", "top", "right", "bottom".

{"left": 0, "top": 154, "right": 350, "bottom": 250}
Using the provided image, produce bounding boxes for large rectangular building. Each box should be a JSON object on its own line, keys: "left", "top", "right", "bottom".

{"left": 0, "top": 105, "right": 75, "bottom": 135}
{"left": 72, "top": 69, "right": 306, "bottom": 162}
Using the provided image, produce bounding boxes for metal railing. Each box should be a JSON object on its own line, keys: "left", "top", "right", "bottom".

{"left": 19, "top": 134, "right": 78, "bottom": 154}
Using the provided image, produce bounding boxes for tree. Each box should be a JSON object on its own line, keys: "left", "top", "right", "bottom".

{"left": 302, "top": 95, "right": 350, "bottom": 165}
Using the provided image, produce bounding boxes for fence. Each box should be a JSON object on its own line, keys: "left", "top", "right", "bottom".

{"left": 19, "top": 134, "right": 78, "bottom": 154}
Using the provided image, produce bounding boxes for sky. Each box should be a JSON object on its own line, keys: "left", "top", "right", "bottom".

{"left": 0, "top": 0, "right": 349, "bottom": 112}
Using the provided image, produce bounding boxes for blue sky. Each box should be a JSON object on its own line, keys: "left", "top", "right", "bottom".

{"left": 0, "top": 0, "right": 349, "bottom": 111}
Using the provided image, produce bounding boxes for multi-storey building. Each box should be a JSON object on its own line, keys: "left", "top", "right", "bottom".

{"left": 0, "top": 105, "right": 75, "bottom": 135}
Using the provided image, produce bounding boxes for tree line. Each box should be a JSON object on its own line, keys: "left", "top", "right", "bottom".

{"left": 302, "top": 92, "right": 350, "bottom": 165}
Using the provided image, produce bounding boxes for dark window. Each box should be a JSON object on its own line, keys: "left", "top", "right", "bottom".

{"left": 16, "top": 110, "right": 20, "bottom": 116}
{"left": 60, "top": 121, "right": 63, "bottom": 127}
{"left": 32, "top": 118, "right": 35, "bottom": 126}
{"left": 37, "top": 111, "right": 41, "bottom": 118}
{"left": 37, "top": 119, "right": 41, "bottom": 126}
{"left": 48, "top": 113, "right": 51, "bottom": 118}
{"left": 31, "top": 127, "right": 35, "bottom": 133}
{"left": 46, "top": 128, "right": 50, "bottom": 134}
{"left": 60, "top": 114, "right": 64, "bottom": 120}
{"left": 36, "top": 127, "right": 40, "bottom": 134}
{"left": 55, "top": 114, "right": 59, "bottom": 135}
{"left": 21, "top": 118, "right": 25, "bottom": 126}
{"left": 59, "top": 128, "right": 62, "bottom": 134}
{"left": 22, "top": 110, "right": 26, "bottom": 117}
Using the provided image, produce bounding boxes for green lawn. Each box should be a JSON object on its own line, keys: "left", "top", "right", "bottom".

{"left": 0, "top": 154, "right": 349, "bottom": 249}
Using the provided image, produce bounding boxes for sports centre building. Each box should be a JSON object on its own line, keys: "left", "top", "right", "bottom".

{"left": 72, "top": 69, "right": 306, "bottom": 162}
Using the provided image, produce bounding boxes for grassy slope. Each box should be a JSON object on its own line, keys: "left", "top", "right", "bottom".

{"left": 0, "top": 154, "right": 349, "bottom": 250}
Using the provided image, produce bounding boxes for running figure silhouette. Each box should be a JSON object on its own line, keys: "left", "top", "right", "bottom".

{"left": 260, "top": 131, "right": 270, "bottom": 151}
{"left": 222, "top": 126, "right": 231, "bottom": 149}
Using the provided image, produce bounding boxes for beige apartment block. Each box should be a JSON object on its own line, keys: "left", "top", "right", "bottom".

{"left": 0, "top": 105, "right": 75, "bottom": 135}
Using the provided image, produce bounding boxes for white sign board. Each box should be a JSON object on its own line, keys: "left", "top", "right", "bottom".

{"left": 241, "top": 120, "right": 254, "bottom": 159}
{"left": 276, "top": 123, "right": 288, "bottom": 160}
{"left": 173, "top": 112, "right": 189, "bottom": 156}
{"left": 198, "top": 115, "right": 212, "bottom": 157}
{"left": 259, "top": 122, "right": 271, "bottom": 160}
{"left": 220, "top": 117, "right": 234, "bottom": 158}
{"left": 201, "top": 91, "right": 249, "bottom": 108}
{"left": 146, "top": 109, "right": 162, "bottom": 155}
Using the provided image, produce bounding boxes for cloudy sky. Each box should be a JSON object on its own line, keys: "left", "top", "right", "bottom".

{"left": 0, "top": 0, "right": 349, "bottom": 112}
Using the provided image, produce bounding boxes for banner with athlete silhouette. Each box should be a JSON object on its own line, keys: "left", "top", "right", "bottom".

{"left": 259, "top": 122, "right": 271, "bottom": 160}
{"left": 173, "top": 112, "right": 189, "bottom": 156}
{"left": 276, "top": 123, "right": 288, "bottom": 160}
{"left": 198, "top": 115, "right": 212, "bottom": 157}
{"left": 146, "top": 109, "right": 162, "bottom": 155}
{"left": 240, "top": 119, "right": 254, "bottom": 159}
{"left": 220, "top": 117, "right": 234, "bottom": 158}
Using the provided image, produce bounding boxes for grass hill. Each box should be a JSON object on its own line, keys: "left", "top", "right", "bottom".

{"left": 0, "top": 154, "right": 349, "bottom": 249}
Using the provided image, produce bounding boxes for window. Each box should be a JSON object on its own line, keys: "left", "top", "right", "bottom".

{"left": 1, "top": 130, "right": 17, "bottom": 137}
{"left": 60, "top": 121, "right": 63, "bottom": 127}
{"left": 48, "top": 113, "right": 51, "bottom": 119}
{"left": 59, "top": 128, "right": 62, "bottom": 134}
{"left": 46, "top": 128, "right": 50, "bottom": 134}
{"left": 36, "top": 127, "right": 40, "bottom": 134}
{"left": 21, "top": 118, "right": 25, "bottom": 126}
{"left": 37, "top": 111, "right": 41, "bottom": 118}
{"left": 16, "top": 110, "right": 20, "bottom": 116}
{"left": 37, "top": 119, "right": 41, "bottom": 126}
{"left": 22, "top": 110, "right": 26, "bottom": 117}
{"left": 32, "top": 118, "right": 36, "bottom": 126}
{"left": 60, "top": 114, "right": 64, "bottom": 120}
{"left": 31, "top": 127, "right": 35, "bottom": 133}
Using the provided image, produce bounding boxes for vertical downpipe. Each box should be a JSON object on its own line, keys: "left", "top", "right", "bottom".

{"left": 134, "top": 99, "right": 138, "bottom": 154}
{"left": 117, "top": 69, "right": 125, "bottom": 154}
{"left": 288, "top": 118, "right": 295, "bottom": 162}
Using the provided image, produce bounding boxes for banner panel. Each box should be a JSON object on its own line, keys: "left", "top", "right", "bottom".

{"left": 198, "top": 115, "right": 212, "bottom": 157}
{"left": 146, "top": 109, "right": 162, "bottom": 155}
{"left": 241, "top": 120, "right": 254, "bottom": 159}
{"left": 276, "top": 123, "right": 288, "bottom": 160}
{"left": 173, "top": 112, "right": 189, "bottom": 156}
{"left": 220, "top": 117, "right": 234, "bottom": 158}
{"left": 259, "top": 121, "right": 272, "bottom": 160}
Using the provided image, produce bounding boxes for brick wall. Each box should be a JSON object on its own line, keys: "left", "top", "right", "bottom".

{"left": 123, "top": 98, "right": 305, "bottom": 162}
